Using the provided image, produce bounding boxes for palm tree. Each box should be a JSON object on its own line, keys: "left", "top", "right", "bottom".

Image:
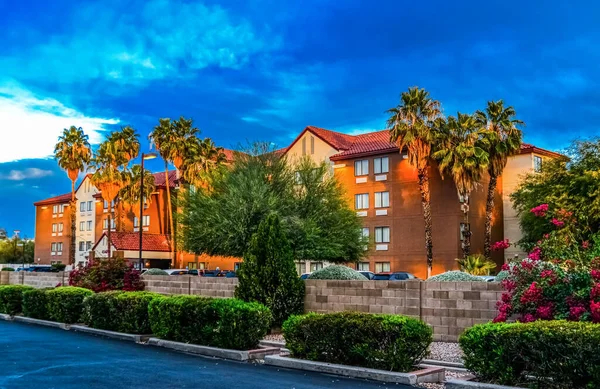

{"left": 54, "top": 126, "right": 92, "bottom": 265}
{"left": 387, "top": 87, "right": 443, "bottom": 278}
{"left": 475, "top": 101, "right": 523, "bottom": 259}
{"left": 180, "top": 137, "right": 227, "bottom": 189}
{"left": 456, "top": 254, "right": 497, "bottom": 275}
{"left": 120, "top": 164, "right": 156, "bottom": 222}
{"left": 433, "top": 113, "right": 489, "bottom": 257}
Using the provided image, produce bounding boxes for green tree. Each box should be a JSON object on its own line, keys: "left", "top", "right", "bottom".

{"left": 387, "top": 87, "right": 443, "bottom": 277}
{"left": 54, "top": 126, "right": 92, "bottom": 265}
{"left": 475, "top": 101, "right": 523, "bottom": 259}
{"left": 433, "top": 113, "right": 489, "bottom": 257}
{"left": 235, "top": 214, "right": 305, "bottom": 326}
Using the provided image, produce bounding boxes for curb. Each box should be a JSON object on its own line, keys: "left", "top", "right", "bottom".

{"left": 422, "top": 359, "right": 465, "bottom": 369}
{"left": 148, "top": 338, "right": 251, "bottom": 361}
{"left": 0, "top": 313, "right": 13, "bottom": 321}
{"left": 259, "top": 340, "right": 285, "bottom": 349}
{"left": 70, "top": 325, "right": 150, "bottom": 343}
{"left": 446, "top": 379, "right": 527, "bottom": 389}
{"left": 263, "top": 355, "right": 444, "bottom": 384}
{"left": 13, "top": 316, "right": 69, "bottom": 330}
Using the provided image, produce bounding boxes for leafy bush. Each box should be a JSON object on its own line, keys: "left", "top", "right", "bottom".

{"left": 308, "top": 265, "right": 367, "bottom": 280}
{"left": 51, "top": 263, "right": 67, "bottom": 271}
{"left": 456, "top": 254, "right": 497, "bottom": 275}
{"left": 426, "top": 271, "right": 483, "bottom": 282}
{"left": 1, "top": 267, "right": 14, "bottom": 272}
{"left": 69, "top": 257, "right": 144, "bottom": 292}
{"left": 46, "top": 287, "right": 94, "bottom": 323}
{"left": 143, "top": 268, "right": 168, "bottom": 276}
{"left": 22, "top": 288, "right": 52, "bottom": 319}
{"left": 235, "top": 214, "right": 305, "bottom": 326}
{"left": 113, "top": 292, "right": 161, "bottom": 334}
{"left": 149, "top": 295, "right": 272, "bottom": 350}
{"left": 283, "top": 312, "right": 432, "bottom": 372}
{"left": 0, "top": 285, "right": 34, "bottom": 315}
{"left": 83, "top": 291, "right": 123, "bottom": 330}
{"left": 460, "top": 321, "right": 600, "bottom": 388}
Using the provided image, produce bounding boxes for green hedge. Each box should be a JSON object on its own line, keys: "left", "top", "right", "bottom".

{"left": 1, "top": 267, "right": 14, "bottom": 272}
{"left": 149, "top": 295, "right": 272, "bottom": 350}
{"left": 0, "top": 285, "right": 34, "bottom": 315}
{"left": 84, "top": 291, "right": 161, "bottom": 334}
{"left": 283, "top": 312, "right": 432, "bottom": 372}
{"left": 83, "top": 291, "right": 124, "bottom": 330}
{"left": 460, "top": 321, "right": 600, "bottom": 388}
{"left": 46, "top": 287, "right": 94, "bottom": 324}
{"left": 22, "top": 288, "right": 52, "bottom": 319}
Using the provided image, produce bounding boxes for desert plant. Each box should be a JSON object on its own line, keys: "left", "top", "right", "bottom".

{"left": 46, "top": 287, "right": 94, "bottom": 323}
{"left": 456, "top": 254, "right": 497, "bottom": 275}
{"left": 426, "top": 271, "right": 483, "bottom": 282}
{"left": 308, "top": 265, "right": 367, "bottom": 280}
{"left": 143, "top": 268, "right": 169, "bottom": 276}
{"left": 0, "top": 285, "right": 34, "bottom": 315}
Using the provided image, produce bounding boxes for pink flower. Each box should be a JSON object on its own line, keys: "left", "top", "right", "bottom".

{"left": 543, "top": 233, "right": 550, "bottom": 239}
{"left": 493, "top": 313, "right": 508, "bottom": 323}
{"left": 501, "top": 292, "right": 512, "bottom": 303}
{"left": 592, "top": 269, "right": 600, "bottom": 282}
{"left": 569, "top": 306, "right": 587, "bottom": 321}
{"left": 520, "top": 282, "right": 543, "bottom": 305}
{"left": 591, "top": 301, "right": 600, "bottom": 323}
{"left": 492, "top": 239, "right": 511, "bottom": 251}
{"left": 501, "top": 279, "right": 517, "bottom": 292}
{"left": 536, "top": 304, "right": 554, "bottom": 320}
{"left": 582, "top": 241, "right": 590, "bottom": 249}
{"left": 591, "top": 283, "right": 600, "bottom": 302}
{"left": 551, "top": 218, "right": 565, "bottom": 228}
{"left": 501, "top": 263, "right": 510, "bottom": 271}
{"left": 521, "top": 313, "right": 536, "bottom": 323}
{"left": 530, "top": 204, "right": 549, "bottom": 217}
{"left": 528, "top": 247, "right": 542, "bottom": 261}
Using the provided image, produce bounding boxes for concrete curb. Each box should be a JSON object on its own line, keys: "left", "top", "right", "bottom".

{"left": 446, "top": 379, "right": 527, "bottom": 389}
{"left": 148, "top": 338, "right": 253, "bottom": 361}
{"left": 259, "top": 340, "right": 285, "bottom": 349}
{"left": 263, "top": 355, "right": 444, "bottom": 384}
{"left": 422, "top": 358, "right": 465, "bottom": 369}
{"left": 70, "top": 325, "right": 150, "bottom": 343}
{"left": 13, "top": 316, "right": 69, "bottom": 330}
{"left": 0, "top": 313, "right": 13, "bottom": 321}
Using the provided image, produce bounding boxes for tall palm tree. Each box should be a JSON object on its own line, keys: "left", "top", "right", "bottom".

{"left": 54, "top": 126, "right": 92, "bottom": 265}
{"left": 120, "top": 164, "right": 156, "bottom": 222}
{"left": 180, "top": 137, "right": 227, "bottom": 189}
{"left": 387, "top": 87, "right": 443, "bottom": 278}
{"left": 475, "top": 101, "right": 523, "bottom": 259}
{"left": 433, "top": 113, "right": 489, "bottom": 258}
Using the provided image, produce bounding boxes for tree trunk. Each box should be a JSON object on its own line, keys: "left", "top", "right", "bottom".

{"left": 417, "top": 168, "right": 433, "bottom": 278}
{"left": 484, "top": 175, "right": 498, "bottom": 260}
{"left": 164, "top": 164, "right": 175, "bottom": 268}
{"left": 107, "top": 213, "right": 112, "bottom": 259}
{"left": 69, "top": 180, "right": 76, "bottom": 266}
{"left": 462, "top": 196, "right": 471, "bottom": 259}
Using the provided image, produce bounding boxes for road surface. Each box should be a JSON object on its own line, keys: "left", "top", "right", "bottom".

{"left": 0, "top": 320, "right": 410, "bottom": 389}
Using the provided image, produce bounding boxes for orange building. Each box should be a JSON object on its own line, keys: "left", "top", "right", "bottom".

{"left": 33, "top": 193, "right": 73, "bottom": 265}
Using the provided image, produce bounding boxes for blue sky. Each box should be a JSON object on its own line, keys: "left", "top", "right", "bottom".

{"left": 1, "top": 0, "right": 599, "bottom": 237}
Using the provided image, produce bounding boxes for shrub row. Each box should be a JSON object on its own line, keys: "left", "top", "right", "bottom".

{"left": 283, "top": 311, "right": 432, "bottom": 372}
{"left": 460, "top": 321, "right": 600, "bottom": 388}
{"left": 84, "top": 291, "right": 161, "bottom": 334}
{"left": 0, "top": 285, "right": 34, "bottom": 315}
{"left": 149, "top": 295, "right": 272, "bottom": 350}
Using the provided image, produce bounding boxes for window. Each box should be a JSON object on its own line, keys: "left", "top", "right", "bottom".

{"left": 111, "top": 219, "right": 116, "bottom": 229}
{"left": 58, "top": 223, "right": 63, "bottom": 232}
{"left": 51, "top": 243, "right": 57, "bottom": 252}
{"left": 103, "top": 219, "right": 108, "bottom": 229}
{"left": 86, "top": 241, "right": 92, "bottom": 251}
{"left": 534, "top": 156, "right": 543, "bottom": 173}
{"left": 375, "top": 227, "right": 390, "bottom": 243}
{"left": 103, "top": 200, "right": 108, "bottom": 209}
{"left": 87, "top": 201, "right": 93, "bottom": 211}
{"left": 302, "top": 137, "right": 306, "bottom": 156}
{"left": 375, "top": 262, "right": 391, "bottom": 273}
{"left": 357, "top": 262, "right": 370, "bottom": 271}
{"left": 52, "top": 223, "right": 57, "bottom": 233}
{"left": 80, "top": 221, "right": 85, "bottom": 231}
{"left": 375, "top": 191, "right": 390, "bottom": 208}
{"left": 87, "top": 221, "right": 93, "bottom": 231}
{"left": 374, "top": 156, "right": 389, "bottom": 174}
{"left": 362, "top": 227, "right": 369, "bottom": 239}
{"left": 53, "top": 205, "right": 59, "bottom": 214}
{"left": 79, "top": 242, "right": 85, "bottom": 251}
{"left": 310, "top": 262, "right": 323, "bottom": 272}
{"left": 310, "top": 135, "right": 315, "bottom": 155}
{"left": 142, "top": 215, "right": 150, "bottom": 226}
{"left": 61, "top": 204, "right": 67, "bottom": 213}
{"left": 80, "top": 202, "right": 85, "bottom": 212}
{"left": 296, "top": 262, "right": 306, "bottom": 275}
{"left": 56, "top": 243, "right": 63, "bottom": 253}
{"left": 354, "top": 160, "right": 369, "bottom": 176}
{"left": 355, "top": 193, "right": 369, "bottom": 210}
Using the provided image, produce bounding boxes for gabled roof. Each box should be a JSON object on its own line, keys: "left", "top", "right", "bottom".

{"left": 520, "top": 143, "right": 565, "bottom": 159}
{"left": 330, "top": 130, "right": 398, "bottom": 160}
{"left": 286, "top": 126, "right": 356, "bottom": 153}
{"left": 92, "top": 231, "right": 172, "bottom": 252}
{"left": 34, "top": 193, "right": 72, "bottom": 206}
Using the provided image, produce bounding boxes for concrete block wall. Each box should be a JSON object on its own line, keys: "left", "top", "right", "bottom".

{"left": 2, "top": 272, "right": 67, "bottom": 287}
{"left": 142, "top": 275, "right": 237, "bottom": 298}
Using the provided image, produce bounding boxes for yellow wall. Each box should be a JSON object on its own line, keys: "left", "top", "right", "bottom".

{"left": 285, "top": 130, "right": 339, "bottom": 165}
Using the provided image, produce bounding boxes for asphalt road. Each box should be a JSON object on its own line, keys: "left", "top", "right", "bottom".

{"left": 0, "top": 320, "right": 410, "bottom": 389}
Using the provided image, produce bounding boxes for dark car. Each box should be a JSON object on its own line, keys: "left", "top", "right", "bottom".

{"left": 24, "top": 266, "right": 57, "bottom": 273}
{"left": 373, "top": 272, "right": 418, "bottom": 281}
{"left": 358, "top": 271, "right": 375, "bottom": 280}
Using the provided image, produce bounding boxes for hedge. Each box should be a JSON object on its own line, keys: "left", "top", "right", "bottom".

{"left": 46, "top": 287, "right": 94, "bottom": 324}
{"left": 22, "top": 288, "right": 52, "bottom": 319}
{"left": 1, "top": 267, "right": 14, "bottom": 272}
{"left": 84, "top": 291, "right": 161, "bottom": 334}
{"left": 0, "top": 285, "right": 34, "bottom": 315}
{"left": 83, "top": 291, "right": 124, "bottom": 330}
{"left": 283, "top": 312, "right": 432, "bottom": 372}
{"left": 460, "top": 321, "right": 600, "bottom": 388}
{"left": 149, "top": 295, "right": 272, "bottom": 350}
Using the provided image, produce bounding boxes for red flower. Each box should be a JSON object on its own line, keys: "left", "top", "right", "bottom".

{"left": 493, "top": 313, "right": 508, "bottom": 323}
{"left": 591, "top": 283, "right": 600, "bottom": 302}
{"left": 551, "top": 218, "right": 565, "bottom": 228}
{"left": 520, "top": 282, "right": 543, "bottom": 304}
{"left": 582, "top": 241, "right": 590, "bottom": 250}
{"left": 530, "top": 204, "right": 549, "bottom": 217}
{"left": 592, "top": 269, "right": 600, "bottom": 282}
{"left": 501, "top": 292, "right": 512, "bottom": 303}
{"left": 492, "top": 239, "right": 511, "bottom": 251}
{"left": 536, "top": 304, "right": 554, "bottom": 320}
{"left": 569, "top": 306, "right": 587, "bottom": 321}
{"left": 528, "top": 247, "right": 542, "bottom": 261}
{"left": 591, "top": 301, "right": 600, "bottom": 323}
{"left": 501, "top": 279, "right": 517, "bottom": 292}
{"left": 521, "top": 313, "right": 536, "bottom": 323}
{"left": 501, "top": 263, "right": 510, "bottom": 271}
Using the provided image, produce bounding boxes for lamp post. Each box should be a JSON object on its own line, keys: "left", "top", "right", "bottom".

{"left": 13, "top": 230, "right": 20, "bottom": 266}
{"left": 139, "top": 152, "right": 157, "bottom": 270}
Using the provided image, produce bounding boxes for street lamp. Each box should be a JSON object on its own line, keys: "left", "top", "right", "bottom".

{"left": 13, "top": 230, "right": 20, "bottom": 266}
{"left": 139, "top": 152, "right": 157, "bottom": 270}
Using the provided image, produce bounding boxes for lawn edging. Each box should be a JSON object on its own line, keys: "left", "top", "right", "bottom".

{"left": 147, "top": 338, "right": 279, "bottom": 362}
{"left": 13, "top": 315, "right": 69, "bottom": 330}
{"left": 445, "top": 379, "right": 527, "bottom": 389}
{"left": 263, "top": 355, "right": 444, "bottom": 384}
{"left": 0, "top": 313, "right": 13, "bottom": 321}
{"left": 70, "top": 325, "right": 150, "bottom": 343}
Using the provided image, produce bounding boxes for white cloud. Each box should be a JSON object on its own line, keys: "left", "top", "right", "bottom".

{"left": 0, "top": 82, "right": 119, "bottom": 163}
{"left": 0, "top": 168, "right": 53, "bottom": 181}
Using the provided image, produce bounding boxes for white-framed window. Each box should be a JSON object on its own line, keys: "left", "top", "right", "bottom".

{"left": 375, "top": 262, "right": 391, "bottom": 273}
{"left": 52, "top": 223, "right": 57, "bottom": 233}
{"left": 58, "top": 223, "right": 63, "bottom": 233}
{"left": 355, "top": 193, "right": 369, "bottom": 210}
{"left": 362, "top": 227, "right": 369, "bottom": 239}
{"left": 87, "top": 221, "right": 93, "bottom": 231}
{"left": 87, "top": 201, "right": 93, "bottom": 211}
{"left": 142, "top": 215, "right": 150, "bottom": 226}
{"left": 103, "top": 200, "right": 108, "bottom": 209}
{"left": 534, "top": 156, "right": 543, "bottom": 173}
{"left": 56, "top": 242, "right": 63, "bottom": 253}
{"left": 53, "top": 205, "right": 59, "bottom": 214}
{"left": 80, "top": 202, "right": 86, "bottom": 212}
{"left": 86, "top": 241, "right": 92, "bottom": 251}
{"left": 61, "top": 204, "right": 67, "bottom": 213}
{"left": 354, "top": 160, "right": 369, "bottom": 176}
{"left": 357, "top": 262, "right": 370, "bottom": 271}
{"left": 80, "top": 222, "right": 85, "bottom": 231}
{"left": 296, "top": 262, "right": 306, "bottom": 275}
{"left": 111, "top": 219, "right": 116, "bottom": 229}
{"left": 103, "top": 219, "right": 108, "bottom": 230}
{"left": 375, "top": 227, "right": 390, "bottom": 243}
{"left": 375, "top": 191, "right": 390, "bottom": 208}
{"left": 374, "top": 156, "right": 389, "bottom": 174}
{"left": 51, "top": 243, "right": 57, "bottom": 252}
{"left": 79, "top": 242, "right": 85, "bottom": 251}
{"left": 310, "top": 262, "right": 323, "bottom": 272}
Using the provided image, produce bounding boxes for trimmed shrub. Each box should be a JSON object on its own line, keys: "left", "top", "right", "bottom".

{"left": 143, "top": 268, "right": 168, "bottom": 276}
{"left": 113, "top": 292, "right": 161, "bottom": 334}
{"left": 1, "top": 267, "right": 14, "bottom": 272}
{"left": 308, "top": 265, "right": 367, "bottom": 280}
{"left": 83, "top": 291, "right": 124, "bottom": 330}
{"left": 0, "top": 285, "right": 34, "bottom": 315}
{"left": 46, "top": 287, "right": 94, "bottom": 323}
{"left": 22, "top": 288, "right": 52, "bottom": 319}
{"left": 460, "top": 321, "right": 600, "bottom": 388}
{"left": 426, "top": 271, "right": 483, "bottom": 282}
{"left": 149, "top": 295, "right": 272, "bottom": 350}
{"left": 283, "top": 312, "right": 432, "bottom": 372}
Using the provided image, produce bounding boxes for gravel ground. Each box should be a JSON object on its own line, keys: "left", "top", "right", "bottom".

{"left": 427, "top": 342, "right": 464, "bottom": 363}
{"left": 263, "top": 333, "right": 284, "bottom": 342}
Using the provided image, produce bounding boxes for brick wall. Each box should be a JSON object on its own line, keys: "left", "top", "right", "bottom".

{"left": 2, "top": 272, "right": 67, "bottom": 287}
{"left": 142, "top": 275, "right": 237, "bottom": 298}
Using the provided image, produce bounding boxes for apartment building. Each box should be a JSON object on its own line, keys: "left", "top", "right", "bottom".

{"left": 33, "top": 193, "right": 72, "bottom": 265}
{"left": 74, "top": 175, "right": 98, "bottom": 266}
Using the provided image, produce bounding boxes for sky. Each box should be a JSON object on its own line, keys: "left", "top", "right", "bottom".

{"left": 0, "top": 0, "right": 599, "bottom": 237}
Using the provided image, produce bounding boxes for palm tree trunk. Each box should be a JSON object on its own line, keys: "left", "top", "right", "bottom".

{"left": 164, "top": 163, "right": 175, "bottom": 267}
{"left": 484, "top": 175, "right": 497, "bottom": 260}
{"left": 462, "top": 196, "right": 471, "bottom": 259}
{"left": 417, "top": 168, "right": 433, "bottom": 278}
{"left": 69, "top": 181, "right": 76, "bottom": 266}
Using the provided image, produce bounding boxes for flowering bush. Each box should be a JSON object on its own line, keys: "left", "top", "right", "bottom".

{"left": 491, "top": 239, "right": 510, "bottom": 251}
{"left": 69, "top": 258, "right": 144, "bottom": 292}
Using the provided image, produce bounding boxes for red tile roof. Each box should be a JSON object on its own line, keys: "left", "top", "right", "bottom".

{"left": 330, "top": 130, "right": 398, "bottom": 160}
{"left": 34, "top": 193, "right": 73, "bottom": 206}
{"left": 152, "top": 170, "right": 178, "bottom": 188}
{"left": 93, "top": 231, "right": 172, "bottom": 252}
{"left": 520, "top": 143, "right": 565, "bottom": 159}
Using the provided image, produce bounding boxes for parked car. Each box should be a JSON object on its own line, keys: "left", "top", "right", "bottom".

{"left": 225, "top": 271, "right": 237, "bottom": 278}
{"left": 478, "top": 275, "right": 496, "bottom": 282}
{"left": 165, "top": 269, "right": 188, "bottom": 275}
{"left": 373, "top": 272, "right": 418, "bottom": 281}
{"left": 18, "top": 266, "right": 56, "bottom": 273}
{"left": 358, "top": 271, "right": 375, "bottom": 280}
{"left": 300, "top": 273, "right": 311, "bottom": 280}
